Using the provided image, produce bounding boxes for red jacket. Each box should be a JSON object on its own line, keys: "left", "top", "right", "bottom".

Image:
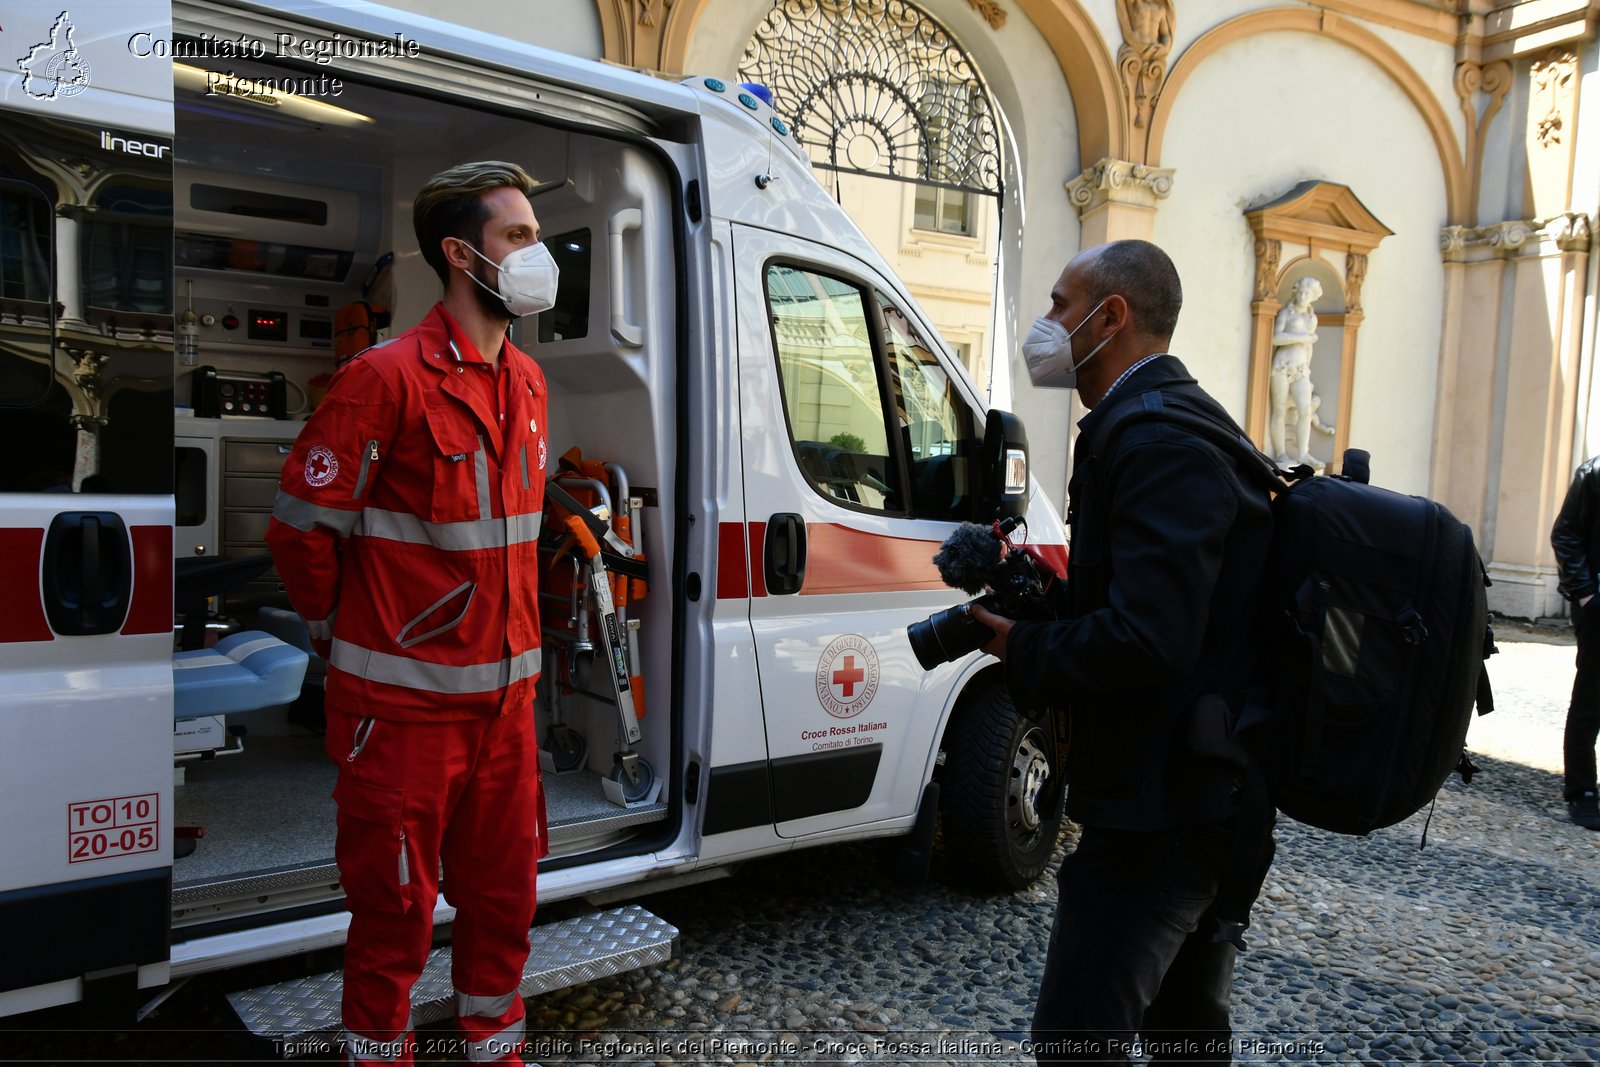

{"left": 267, "top": 304, "right": 548, "bottom": 720}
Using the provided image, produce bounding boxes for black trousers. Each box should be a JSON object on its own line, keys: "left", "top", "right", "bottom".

{"left": 1567, "top": 599, "right": 1600, "bottom": 798}
{"left": 1031, "top": 825, "right": 1237, "bottom": 1066}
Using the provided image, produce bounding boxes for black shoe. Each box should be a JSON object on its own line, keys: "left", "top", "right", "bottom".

{"left": 1568, "top": 791, "right": 1600, "bottom": 830}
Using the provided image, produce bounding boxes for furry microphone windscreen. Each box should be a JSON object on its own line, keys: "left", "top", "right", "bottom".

{"left": 932, "top": 523, "right": 1002, "bottom": 595}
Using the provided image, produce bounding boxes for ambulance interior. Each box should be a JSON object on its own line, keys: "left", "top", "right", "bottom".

{"left": 169, "top": 58, "right": 679, "bottom": 930}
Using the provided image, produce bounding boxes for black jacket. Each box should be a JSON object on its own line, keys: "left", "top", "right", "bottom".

{"left": 1552, "top": 455, "right": 1600, "bottom": 604}
{"left": 1004, "top": 356, "right": 1274, "bottom": 831}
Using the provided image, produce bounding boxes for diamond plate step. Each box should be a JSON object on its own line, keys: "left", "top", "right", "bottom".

{"left": 226, "top": 904, "right": 678, "bottom": 1046}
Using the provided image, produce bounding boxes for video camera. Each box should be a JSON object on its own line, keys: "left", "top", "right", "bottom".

{"left": 906, "top": 516, "right": 1065, "bottom": 670}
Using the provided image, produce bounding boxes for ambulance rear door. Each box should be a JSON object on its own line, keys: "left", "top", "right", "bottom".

{"left": 727, "top": 223, "right": 984, "bottom": 841}
{"left": 0, "top": 0, "right": 177, "bottom": 1015}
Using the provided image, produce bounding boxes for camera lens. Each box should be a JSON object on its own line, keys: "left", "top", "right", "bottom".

{"left": 907, "top": 601, "right": 994, "bottom": 671}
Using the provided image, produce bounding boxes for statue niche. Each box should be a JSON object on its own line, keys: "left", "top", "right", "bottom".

{"left": 1268, "top": 276, "right": 1334, "bottom": 468}
{"left": 1244, "top": 182, "right": 1391, "bottom": 471}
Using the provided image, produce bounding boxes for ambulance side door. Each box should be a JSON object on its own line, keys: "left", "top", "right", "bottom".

{"left": 0, "top": 21, "right": 177, "bottom": 1011}
{"left": 729, "top": 224, "right": 982, "bottom": 841}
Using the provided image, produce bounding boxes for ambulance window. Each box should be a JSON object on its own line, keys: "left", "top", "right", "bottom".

{"left": 536, "top": 229, "right": 590, "bottom": 343}
{"left": 0, "top": 175, "right": 56, "bottom": 410}
{"left": 84, "top": 182, "right": 172, "bottom": 314}
{"left": 765, "top": 265, "right": 902, "bottom": 513}
{"left": 878, "top": 295, "right": 976, "bottom": 521}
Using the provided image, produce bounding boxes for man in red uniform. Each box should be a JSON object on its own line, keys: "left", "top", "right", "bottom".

{"left": 267, "top": 161, "right": 558, "bottom": 1066}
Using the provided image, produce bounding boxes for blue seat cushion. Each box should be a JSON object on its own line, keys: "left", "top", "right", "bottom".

{"left": 173, "top": 630, "right": 309, "bottom": 721}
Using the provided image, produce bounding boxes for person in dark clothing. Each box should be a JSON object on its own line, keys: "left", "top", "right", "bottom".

{"left": 1550, "top": 456, "right": 1600, "bottom": 830}
{"left": 974, "top": 240, "right": 1275, "bottom": 1065}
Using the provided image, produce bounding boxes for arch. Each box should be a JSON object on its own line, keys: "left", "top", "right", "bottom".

{"left": 1147, "top": 8, "right": 1467, "bottom": 223}
{"left": 737, "top": 0, "right": 1004, "bottom": 193}
{"left": 657, "top": 0, "right": 1125, "bottom": 166}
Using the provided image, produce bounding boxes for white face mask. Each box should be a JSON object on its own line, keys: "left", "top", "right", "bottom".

{"left": 460, "top": 240, "right": 559, "bottom": 317}
{"left": 1022, "top": 299, "right": 1115, "bottom": 389}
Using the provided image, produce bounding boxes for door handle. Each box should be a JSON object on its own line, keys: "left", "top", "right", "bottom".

{"left": 42, "top": 512, "right": 133, "bottom": 636}
{"left": 764, "top": 513, "right": 807, "bottom": 595}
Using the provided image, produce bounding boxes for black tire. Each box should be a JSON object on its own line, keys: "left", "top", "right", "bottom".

{"left": 940, "top": 683, "right": 1062, "bottom": 890}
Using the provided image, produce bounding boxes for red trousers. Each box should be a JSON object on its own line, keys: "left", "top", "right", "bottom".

{"left": 325, "top": 706, "right": 546, "bottom": 1065}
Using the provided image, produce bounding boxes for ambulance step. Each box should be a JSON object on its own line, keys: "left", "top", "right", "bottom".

{"left": 225, "top": 904, "right": 678, "bottom": 1048}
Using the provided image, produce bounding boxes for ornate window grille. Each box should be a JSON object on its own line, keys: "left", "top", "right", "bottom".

{"left": 739, "top": 0, "right": 1002, "bottom": 196}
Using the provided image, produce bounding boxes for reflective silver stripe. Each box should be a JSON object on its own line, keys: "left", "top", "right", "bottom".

{"left": 329, "top": 639, "right": 542, "bottom": 694}
{"left": 466, "top": 1017, "right": 525, "bottom": 1063}
{"left": 520, "top": 444, "right": 530, "bottom": 490}
{"left": 396, "top": 581, "right": 476, "bottom": 648}
{"left": 455, "top": 990, "right": 518, "bottom": 1019}
{"left": 273, "top": 489, "right": 360, "bottom": 536}
{"left": 474, "top": 439, "right": 492, "bottom": 519}
{"left": 358, "top": 509, "right": 542, "bottom": 551}
{"left": 343, "top": 1024, "right": 410, "bottom": 1063}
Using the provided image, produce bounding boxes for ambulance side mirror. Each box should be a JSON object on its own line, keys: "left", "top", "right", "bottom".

{"left": 977, "top": 408, "right": 1028, "bottom": 522}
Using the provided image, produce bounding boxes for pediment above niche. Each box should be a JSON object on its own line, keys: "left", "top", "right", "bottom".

{"left": 1246, "top": 181, "right": 1393, "bottom": 253}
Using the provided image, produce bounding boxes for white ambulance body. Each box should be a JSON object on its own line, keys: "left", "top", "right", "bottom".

{"left": 0, "top": 0, "right": 1067, "bottom": 1034}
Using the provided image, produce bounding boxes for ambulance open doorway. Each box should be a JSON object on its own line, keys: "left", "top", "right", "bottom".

{"left": 169, "top": 55, "right": 679, "bottom": 932}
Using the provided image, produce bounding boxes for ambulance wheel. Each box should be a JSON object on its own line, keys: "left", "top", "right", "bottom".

{"left": 611, "top": 758, "right": 655, "bottom": 803}
{"left": 547, "top": 725, "right": 587, "bottom": 773}
{"left": 939, "top": 684, "right": 1061, "bottom": 890}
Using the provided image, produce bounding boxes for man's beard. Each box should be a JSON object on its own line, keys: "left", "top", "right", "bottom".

{"left": 466, "top": 261, "right": 514, "bottom": 327}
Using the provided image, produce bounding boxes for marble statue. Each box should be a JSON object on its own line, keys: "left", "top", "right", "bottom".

{"left": 1268, "top": 276, "right": 1331, "bottom": 468}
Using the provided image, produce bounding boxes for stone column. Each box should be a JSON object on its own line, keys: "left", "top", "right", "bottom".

{"left": 1437, "top": 214, "right": 1594, "bottom": 619}
{"left": 1063, "top": 158, "right": 1174, "bottom": 245}
{"left": 54, "top": 210, "right": 84, "bottom": 324}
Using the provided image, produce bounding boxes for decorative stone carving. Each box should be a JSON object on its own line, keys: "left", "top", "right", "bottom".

{"left": 636, "top": 0, "right": 674, "bottom": 28}
{"left": 1530, "top": 49, "right": 1577, "bottom": 148}
{"left": 1439, "top": 213, "right": 1595, "bottom": 261}
{"left": 1253, "top": 239, "right": 1281, "bottom": 302}
{"left": 1343, "top": 253, "right": 1367, "bottom": 315}
{"left": 1551, "top": 211, "right": 1593, "bottom": 253}
{"left": 1453, "top": 59, "right": 1512, "bottom": 224}
{"left": 964, "top": 0, "right": 1006, "bottom": 29}
{"left": 1268, "top": 277, "right": 1330, "bottom": 468}
{"left": 1116, "top": 0, "right": 1174, "bottom": 130}
{"left": 1064, "top": 157, "right": 1175, "bottom": 216}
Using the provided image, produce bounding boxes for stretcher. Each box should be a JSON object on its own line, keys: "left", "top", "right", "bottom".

{"left": 538, "top": 450, "right": 653, "bottom": 804}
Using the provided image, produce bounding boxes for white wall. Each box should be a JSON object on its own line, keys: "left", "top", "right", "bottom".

{"left": 1155, "top": 29, "right": 1450, "bottom": 496}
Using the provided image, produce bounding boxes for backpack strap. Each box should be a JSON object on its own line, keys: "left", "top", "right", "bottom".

{"left": 1085, "top": 388, "right": 1293, "bottom": 498}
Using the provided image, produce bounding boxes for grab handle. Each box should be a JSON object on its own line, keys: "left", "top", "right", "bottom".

{"left": 608, "top": 207, "right": 644, "bottom": 348}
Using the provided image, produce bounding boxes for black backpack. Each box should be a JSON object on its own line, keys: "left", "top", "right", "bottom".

{"left": 1092, "top": 389, "right": 1497, "bottom": 837}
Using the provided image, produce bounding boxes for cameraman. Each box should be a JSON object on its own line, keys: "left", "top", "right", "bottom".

{"left": 973, "top": 240, "right": 1273, "bottom": 1066}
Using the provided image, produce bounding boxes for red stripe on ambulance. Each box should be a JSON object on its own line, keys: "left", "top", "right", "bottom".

{"left": 0, "top": 528, "right": 53, "bottom": 643}
{"left": 801, "top": 524, "right": 945, "bottom": 594}
{"left": 716, "top": 522, "right": 749, "bottom": 599}
{"left": 122, "top": 525, "right": 174, "bottom": 635}
{"left": 719, "top": 521, "right": 1068, "bottom": 598}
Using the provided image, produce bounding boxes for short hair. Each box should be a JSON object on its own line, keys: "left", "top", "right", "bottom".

{"left": 1079, "top": 239, "right": 1183, "bottom": 339}
{"left": 413, "top": 161, "right": 536, "bottom": 285}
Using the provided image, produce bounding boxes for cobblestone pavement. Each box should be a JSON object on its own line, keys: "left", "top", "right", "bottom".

{"left": 6, "top": 621, "right": 1598, "bottom": 1064}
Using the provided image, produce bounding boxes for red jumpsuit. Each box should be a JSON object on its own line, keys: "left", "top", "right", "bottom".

{"left": 267, "top": 303, "right": 548, "bottom": 1066}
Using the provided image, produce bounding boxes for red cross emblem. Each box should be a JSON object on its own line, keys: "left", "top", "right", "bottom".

{"left": 816, "top": 635, "right": 879, "bottom": 718}
{"left": 832, "top": 655, "right": 866, "bottom": 698}
{"left": 304, "top": 445, "right": 339, "bottom": 487}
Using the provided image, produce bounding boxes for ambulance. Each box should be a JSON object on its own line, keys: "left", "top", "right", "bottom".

{"left": 0, "top": 0, "right": 1067, "bottom": 1039}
